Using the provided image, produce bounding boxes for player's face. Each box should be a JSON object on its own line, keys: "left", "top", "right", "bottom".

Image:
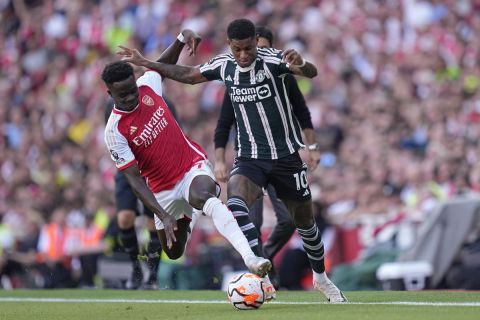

{"left": 228, "top": 37, "right": 257, "bottom": 68}
{"left": 107, "top": 75, "right": 139, "bottom": 111}
{"left": 257, "top": 37, "right": 272, "bottom": 49}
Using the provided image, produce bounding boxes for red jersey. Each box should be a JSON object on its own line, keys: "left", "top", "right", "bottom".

{"left": 104, "top": 71, "right": 206, "bottom": 192}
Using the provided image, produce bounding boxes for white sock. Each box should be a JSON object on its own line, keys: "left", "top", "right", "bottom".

{"left": 313, "top": 271, "right": 329, "bottom": 284}
{"left": 190, "top": 209, "right": 202, "bottom": 229}
{"left": 186, "top": 209, "right": 201, "bottom": 244}
{"left": 203, "top": 197, "right": 255, "bottom": 263}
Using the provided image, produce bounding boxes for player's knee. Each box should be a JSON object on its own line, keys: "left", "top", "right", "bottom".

{"left": 117, "top": 210, "right": 136, "bottom": 228}
{"left": 278, "top": 219, "right": 296, "bottom": 231}
{"left": 190, "top": 189, "right": 217, "bottom": 209}
{"left": 293, "top": 215, "right": 315, "bottom": 229}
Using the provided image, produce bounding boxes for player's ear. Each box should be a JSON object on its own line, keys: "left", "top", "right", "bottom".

{"left": 106, "top": 89, "right": 112, "bottom": 97}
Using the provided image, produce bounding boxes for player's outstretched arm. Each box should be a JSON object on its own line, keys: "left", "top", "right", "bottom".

{"left": 122, "top": 164, "right": 178, "bottom": 248}
{"left": 117, "top": 46, "right": 208, "bottom": 85}
{"left": 282, "top": 49, "right": 318, "bottom": 78}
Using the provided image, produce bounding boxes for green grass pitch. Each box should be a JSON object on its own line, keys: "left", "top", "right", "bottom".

{"left": 0, "top": 289, "right": 479, "bottom": 320}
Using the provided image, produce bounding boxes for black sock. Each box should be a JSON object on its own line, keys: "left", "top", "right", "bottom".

{"left": 119, "top": 226, "right": 140, "bottom": 263}
{"left": 227, "top": 196, "right": 261, "bottom": 256}
{"left": 146, "top": 230, "right": 161, "bottom": 281}
{"left": 297, "top": 224, "right": 325, "bottom": 273}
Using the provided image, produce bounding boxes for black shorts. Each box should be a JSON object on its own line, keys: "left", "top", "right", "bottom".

{"left": 114, "top": 171, "right": 154, "bottom": 218}
{"left": 230, "top": 152, "right": 312, "bottom": 202}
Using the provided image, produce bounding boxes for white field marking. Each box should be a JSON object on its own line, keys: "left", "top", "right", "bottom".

{"left": 0, "top": 298, "right": 479, "bottom": 307}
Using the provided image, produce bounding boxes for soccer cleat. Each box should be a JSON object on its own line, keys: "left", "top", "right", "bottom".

{"left": 314, "top": 279, "right": 348, "bottom": 303}
{"left": 141, "top": 279, "right": 159, "bottom": 290}
{"left": 126, "top": 262, "right": 143, "bottom": 290}
{"left": 262, "top": 278, "right": 277, "bottom": 302}
{"left": 246, "top": 256, "right": 272, "bottom": 278}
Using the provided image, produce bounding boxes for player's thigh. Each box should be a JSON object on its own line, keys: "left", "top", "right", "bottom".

{"left": 156, "top": 217, "right": 190, "bottom": 260}
{"left": 269, "top": 152, "right": 312, "bottom": 204}
{"left": 182, "top": 161, "right": 220, "bottom": 209}
{"left": 227, "top": 158, "right": 267, "bottom": 206}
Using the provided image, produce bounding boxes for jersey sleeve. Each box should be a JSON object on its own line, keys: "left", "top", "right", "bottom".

{"left": 199, "top": 55, "right": 226, "bottom": 81}
{"left": 104, "top": 115, "right": 136, "bottom": 170}
{"left": 286, "top": 74, "right": 313, "bottom": 129}
{"left": 214, "top": 91, "right": 236, "bottom": 149}
{"left": 136, "top": 70, "right": 163, "bottom": 96}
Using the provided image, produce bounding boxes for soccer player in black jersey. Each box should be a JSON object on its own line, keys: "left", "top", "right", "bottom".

{"left": 213, "top": 26, "right": 320, "bottom": 289}
{"left": 117, "top": 18, "right": 346, "bottom": 303}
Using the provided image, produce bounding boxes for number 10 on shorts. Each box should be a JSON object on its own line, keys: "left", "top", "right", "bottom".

{"left": 293, "top": 171, "right": 308, "bottom": 190}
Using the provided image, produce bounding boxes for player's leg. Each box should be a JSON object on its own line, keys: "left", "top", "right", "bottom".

{"left": 226, "top": 158, "right": 266, "bottom": 258}
{"left": 270, "top": 152, "right": 347, "bottom": 303}
{"left": 225, "top": 160, "right": 276, "bottom": 299}
{"left": 152, "top": 181, "right": 196, "bottom": 260}
{"left": 155, "top": 217, "right": 190, "bottom": 259}
{"left": 142, "top": 206, "right": 162, "bottom": 289}
{"left": 185, "top": 161, "right": 270, "bottom": 278}
{"left": 114, "top": 171, "right": 143, "bottom": 289}
{"left": 263, "top": 184, "right": 296, "bottom": 261}
{"left": 248, "top": 196, "right": 264, "bottom": 255}
{"left": 262, "top": 184, "right": 296, "bottom": 288}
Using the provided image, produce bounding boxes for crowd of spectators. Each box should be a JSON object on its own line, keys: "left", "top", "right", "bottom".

{"left": 1, "top": 0, "right": 480, "bottom": 289}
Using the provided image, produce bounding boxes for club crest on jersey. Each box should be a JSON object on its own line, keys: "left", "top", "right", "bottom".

{"left": 142, "top": 95, "right": 154, "bottom": 106}
{"left": 255, "top": 70, "right": 265, "bottom": 83}
{"left": 130, "top": 126, "right": 137, "bottom": 135}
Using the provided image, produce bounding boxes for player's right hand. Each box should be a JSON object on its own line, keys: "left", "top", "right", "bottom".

{"left": 161, "top": 214, "right": 178, "bottom": 249}
{"left": 214, "top": 161, "right": 228, "bottom": 183}
{"left": 181, "top": 29, "right": 202, "bottom": 57}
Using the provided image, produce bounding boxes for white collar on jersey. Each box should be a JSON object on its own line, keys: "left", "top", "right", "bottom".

{"left": 236, "top": 59, "right": 257, "bottom": 72}
{"left": 113, "top": 103, "right": 139, "bottom": 113}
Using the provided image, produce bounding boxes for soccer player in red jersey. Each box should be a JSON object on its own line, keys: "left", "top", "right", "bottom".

{"left": 102, "top": 30, "right": 271, "bottom": 278}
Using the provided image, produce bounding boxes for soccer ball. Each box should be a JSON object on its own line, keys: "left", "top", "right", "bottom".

{"left": 226, "top": 272, "right": 265, "bottom": 310}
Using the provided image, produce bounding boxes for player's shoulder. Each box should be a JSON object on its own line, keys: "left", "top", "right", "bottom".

{"left": 257, "top": 47, "right": 283, "bottom": 65}
{"left": 257, "top": 47, "right": 282, "bottom": 57}
{"left": 204, "top": 53, "right": 235, "bottom": 66}
{"left": 105, "top": 111, "right": 123, "bottom": 132}
{"left": 136, "top": 70, "right": 161, "bottom": 86}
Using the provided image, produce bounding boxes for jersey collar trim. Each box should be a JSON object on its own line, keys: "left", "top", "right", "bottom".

{"left": 236, "top": 60, "right": 256, "bottom": 72}
{"left": 113, "top": 104, "right": 140, "bottom": 114}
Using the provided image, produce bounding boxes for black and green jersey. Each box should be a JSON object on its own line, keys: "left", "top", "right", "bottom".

{"left": 200, "top": 47, "right": 305, "bottom": 160}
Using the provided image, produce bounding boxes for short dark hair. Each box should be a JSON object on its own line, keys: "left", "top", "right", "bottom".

{"left": 101, "top": 61, "right": 134, "bottom": 85}
{"left": 255, "top": 26, "right": 274, "bottom": 46}
{"left": 227, "top": 18, "right": 255, "bottom": 40}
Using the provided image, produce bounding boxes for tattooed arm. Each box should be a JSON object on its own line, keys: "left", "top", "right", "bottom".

{"left": 282, "top": 48, "right": 318, "bottom": 78}
{"left": 117, "top": 46, "right": 209, "bottom": 85}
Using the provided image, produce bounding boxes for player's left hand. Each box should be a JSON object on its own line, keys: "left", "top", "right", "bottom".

{"left": 181, "top": 29, "right": 202, "bottom": 56}
{"left": 116, "top": 46, "right": 146, "bottom": 66}
{"left": 307, "top": 149, "right": 321, "bottom": 171}
{"left": 282, "top": 49, "right": 304, "bottom": 66}
{"left": 160, "top": 214, "right": 178, "bottom": 249}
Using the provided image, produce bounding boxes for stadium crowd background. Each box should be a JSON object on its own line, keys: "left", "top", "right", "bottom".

{"left": 1, "top": 0, "right": 480, "bottom": 289}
